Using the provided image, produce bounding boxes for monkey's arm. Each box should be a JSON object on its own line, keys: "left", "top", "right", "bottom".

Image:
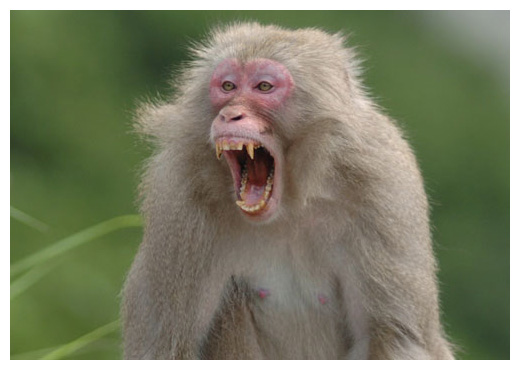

{"left": 122, "top": 244, "right": 229, "bottom": 359}
{"left": 121, "top": 192, "right": 230, "bottom": 359}
{"left": 335, "top": 119, "right": 453, "bottom": 359}
{"left": 338, "top": 215, "right": 452, "bottom": 360}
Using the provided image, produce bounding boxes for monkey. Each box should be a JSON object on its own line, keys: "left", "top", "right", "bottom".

{"left": 121, "top": 22, "right": 454, "bottom": 360}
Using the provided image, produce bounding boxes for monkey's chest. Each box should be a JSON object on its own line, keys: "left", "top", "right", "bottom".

{"left": 205, "top": 265, "right": 349, "bottom": 359}
{"left": 245, "top": 266, "right": 336, "bottom": 312}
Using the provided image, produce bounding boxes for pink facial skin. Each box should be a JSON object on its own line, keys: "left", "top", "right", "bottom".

{"left": 209, "top": 58, "right": 294, "bottom": 110}
{"left": 210, "top": 58, "right": 294, "bottom": 222}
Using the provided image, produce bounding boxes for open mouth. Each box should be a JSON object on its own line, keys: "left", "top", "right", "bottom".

{"left": 216, "top": 138, "right": 275, "bottom": 216}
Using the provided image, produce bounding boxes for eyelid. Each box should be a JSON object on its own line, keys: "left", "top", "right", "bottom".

{"left": 221, "top": 81, "right": 236, "bottom": 92}
{"left": 256, "top": 81, "right": 274, "bottom": 91}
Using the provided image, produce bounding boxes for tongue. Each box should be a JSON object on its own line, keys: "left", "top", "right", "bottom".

{"left": 243, "top": 150, "right": 270, "bottom": 206}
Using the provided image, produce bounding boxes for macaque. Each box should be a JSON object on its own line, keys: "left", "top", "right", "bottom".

{"left": 121, "top": 23, "right": 454, "bottom": 359}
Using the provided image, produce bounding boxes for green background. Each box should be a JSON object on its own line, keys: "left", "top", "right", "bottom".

{"left": 10, "top": 11, "right": 509, "bottom": 359}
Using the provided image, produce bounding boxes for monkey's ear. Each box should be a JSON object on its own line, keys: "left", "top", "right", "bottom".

{"left": 133, "top": 100, "right": 178, "bottom": 144}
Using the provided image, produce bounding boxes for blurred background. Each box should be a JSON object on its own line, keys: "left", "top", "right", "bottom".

{"left": 10, "top": 11, "right": 509, "bottom": 360}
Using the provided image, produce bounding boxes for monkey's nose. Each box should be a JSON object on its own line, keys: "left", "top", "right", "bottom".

{"left": 219, "top": 108, "right": 245, "bottom": 123}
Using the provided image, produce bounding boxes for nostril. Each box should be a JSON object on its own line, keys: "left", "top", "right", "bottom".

{"left": 218, "top": 108, "right": 246, "bottom": 123}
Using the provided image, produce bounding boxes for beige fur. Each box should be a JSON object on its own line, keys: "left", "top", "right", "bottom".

{"left": 121, "top": 22, "right": 453, "bottom": 360}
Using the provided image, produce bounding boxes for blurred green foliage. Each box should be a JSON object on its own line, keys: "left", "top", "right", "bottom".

{"left": 10, "top": 11, "right": 509, "bottom": 359}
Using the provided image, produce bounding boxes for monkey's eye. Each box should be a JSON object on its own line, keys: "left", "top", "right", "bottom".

{"left": 221, "top": 81, "right": 236, "bottom": 92}
{"left": 257, "top": 82, "right": 273, "bottom": 92}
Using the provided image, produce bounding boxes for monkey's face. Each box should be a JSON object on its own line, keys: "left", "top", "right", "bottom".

{"left": 209, "top": 58, "right": 294, "bottom": 222}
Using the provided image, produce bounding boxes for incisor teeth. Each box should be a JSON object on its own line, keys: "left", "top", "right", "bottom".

{"left": 247, "top": 143, "right": 254, "bottom": 160}
{"left": 236, "top": 200, "right": 266, "bottom": 213}
{"left": 216, "top": 140, "right": 261, "bottom": 155}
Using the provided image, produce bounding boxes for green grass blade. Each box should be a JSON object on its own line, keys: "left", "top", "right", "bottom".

{"left": 11, "top": 214, "right": 142, "bottom": 277}
{"left": 10, "top": 206, "right": 49, "bottom": 232}
{"left": 11, "top": 263, "right": 56, "bottom": 300}
{"left": 11, "top": 346, "right": 60, "bottom": 360}
{"left": 40, "top": 320, "right": 120, "bottom": 360}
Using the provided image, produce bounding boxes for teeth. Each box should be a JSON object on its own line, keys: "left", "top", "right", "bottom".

{"left": 263, "top": 168, "right": 274, "bottom": 200}
{"left": 236, "top": 199, "right": 266, "bottom": 213}
{"left": 222, "top": 141, "right": 230, "bottom": 150}
{"left": 266, "top": 168, "right": 274, "bottom": 185}
{"left": 236, "top": 167, "right": 274, "bottom": 214}
{"left": 239, "top": 167, "right": 248, "bottom": 197}
{"left": 246, "top": 143, "right": 255, "bottom": 160}
{"left": 214, "top": 138, "right": 273, "bottom": 215}
{"left": 215, "top": 139, "right": 261, "bottom": 161}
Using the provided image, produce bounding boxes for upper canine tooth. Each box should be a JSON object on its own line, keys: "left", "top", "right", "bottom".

{"left": 216, "top": 145, "right": 222, "bottom": 159}
{"left": 247, "top": 143, "right": 255, "bottom": 160}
